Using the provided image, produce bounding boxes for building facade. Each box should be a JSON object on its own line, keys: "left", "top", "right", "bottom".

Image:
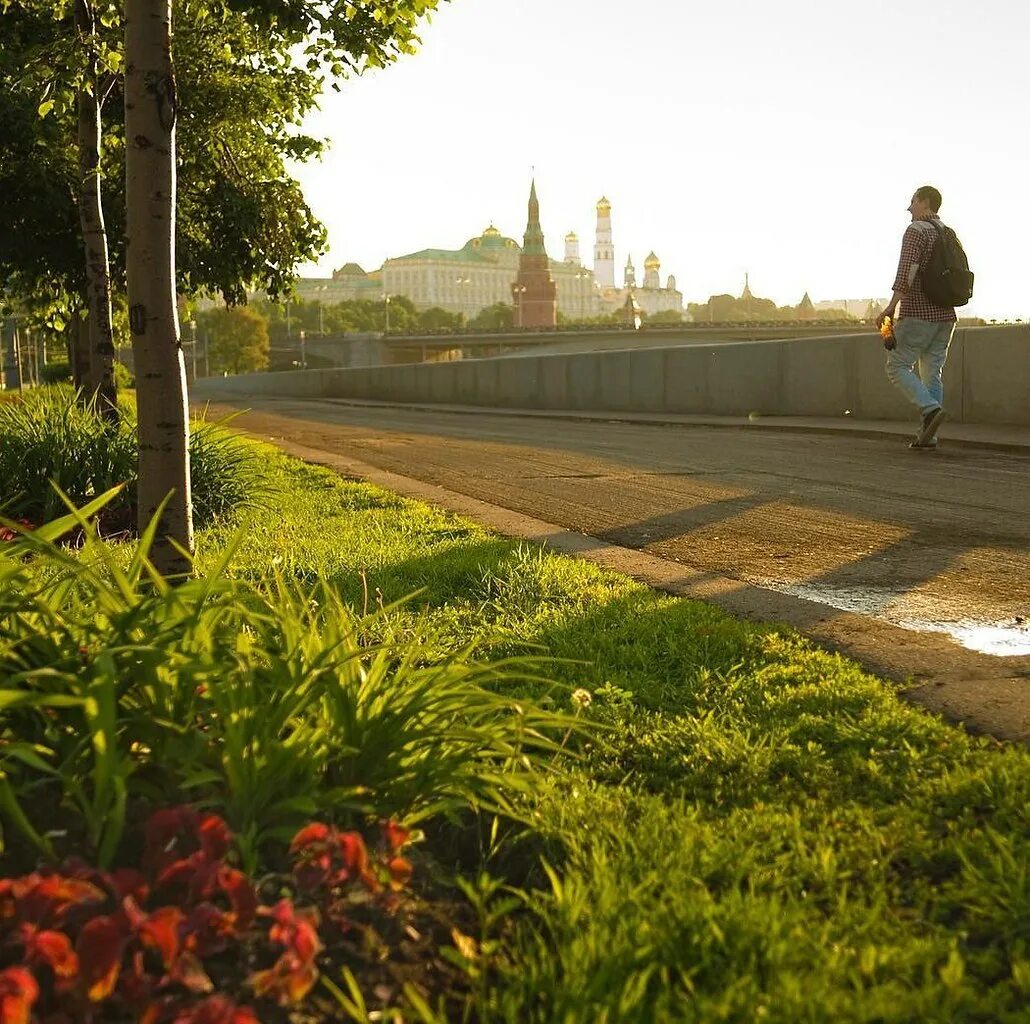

{"left": 292, "top": 191, "right": 682, "bottom": 323}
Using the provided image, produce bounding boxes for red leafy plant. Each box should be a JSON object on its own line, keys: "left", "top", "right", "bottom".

{"left": 0, "top": 520, "right": 35, "bottom": 544}
{"left": 0, "top": 808, "right": 414, "bottom": 1023}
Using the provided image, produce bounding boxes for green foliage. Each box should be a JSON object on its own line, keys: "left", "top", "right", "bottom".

{"left": 39, "top": 359, "right": 72, "bottom": 384}
{"left": 2, "top": 432, "right": 1028, "bottom": 1017}
{"left": 0, "top": 0, "right": 328, "bottom": 314}
{"left": 195, "top": 457, "right": 1030, "bottom": 1021}
{"left": 0, "top": 386, "right": 263, "bottom": 526}
{"left": 469, "top": 302, "right": 514, "bottom": 330}
{"left": 0, "top": 498, "right": 572, "bottom": 869}
{"left": 417, "top": 306, "right": 464, "bottom": 331}
{"left": 197, "top": 305, "right": 270, "bottom": 374}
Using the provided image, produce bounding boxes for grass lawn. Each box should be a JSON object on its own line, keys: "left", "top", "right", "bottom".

{"left": 3, "top": 423, "right": 1028, "bottom": 1023}
{"left": 200, "top": 448, "right": 1029, "bottom": 1023}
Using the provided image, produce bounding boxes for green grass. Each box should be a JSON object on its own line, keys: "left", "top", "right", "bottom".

{"left": 193, "top": 450, "right": 1030, "bottom": 1022}
{"left": 0, "top": 386, "right": 265, "bottom": 526}
{"left": 3, "top": 435, "right": 1029, "bottom": 1021}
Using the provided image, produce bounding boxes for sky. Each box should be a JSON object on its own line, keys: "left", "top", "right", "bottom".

{"left": 289, "top": 0, "right": 1029, "bottom": 320}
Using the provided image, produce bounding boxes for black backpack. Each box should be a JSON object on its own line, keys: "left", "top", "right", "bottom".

{"left": 922, "top": 219, "right": 974, "bottom": 307}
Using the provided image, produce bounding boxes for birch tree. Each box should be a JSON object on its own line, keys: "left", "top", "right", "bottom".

{"left": 124, "top": 0, "right": 193, "bottom": 574}
{"left": 74, "top": 0, "right": 118, "bottom": 419}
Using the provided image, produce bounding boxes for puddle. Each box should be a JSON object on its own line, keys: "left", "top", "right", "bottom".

{"left": 772, "top": 581, "right": 1030, "bottom": 657}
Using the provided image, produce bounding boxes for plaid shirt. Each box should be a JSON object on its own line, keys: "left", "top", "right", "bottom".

{"left": 891, "top": 218, "right": 957, "bottom": 322}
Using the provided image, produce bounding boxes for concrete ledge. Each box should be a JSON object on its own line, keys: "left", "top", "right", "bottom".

{"left": 190, "top": 326, "right": 1030, "bottom": 427}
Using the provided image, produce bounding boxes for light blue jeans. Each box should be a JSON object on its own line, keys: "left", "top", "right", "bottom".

{"left": 885, "top": 317, "right": 956, "bottom": 414}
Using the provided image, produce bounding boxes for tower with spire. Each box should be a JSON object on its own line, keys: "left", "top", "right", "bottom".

{"left": 594, "top": 197, "right": 615, "bottom": 289}
{"left": 624, "top": 255, "right": 636, "bottom": 289}
{"left": 512, "top": 179, "right": 557, "bottom": 328}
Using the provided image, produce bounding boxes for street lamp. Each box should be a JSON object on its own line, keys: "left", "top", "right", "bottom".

{"left": 384, "top": 294, "right": 391, "bottom": 334}
{"left": 299, "top": 329, "right": 306, "bottom": 369}
{"left": 455, "top": 276, "right": 471, "bottom": 320}
{"left": 512, "top": 284, "right": 527, "bottom": 328}
{"left": 317, "top": 285, "right": 327, "bottom": 335}
{"left": 188, "top": 320, "right": 197, "bottom": 380}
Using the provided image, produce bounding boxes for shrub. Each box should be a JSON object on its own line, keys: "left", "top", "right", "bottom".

{"left": 0, "top": 386, "right": 265, "bottom": 529}
{"left": 39, "top": 359, "right": 72, "bottom": 384}
{"left": 0, "top": 498, "right": 575, "bottom": 869}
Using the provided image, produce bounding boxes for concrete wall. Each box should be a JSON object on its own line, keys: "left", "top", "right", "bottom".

{"left": 192, "top": 326, "right": 1030, "bottom": 427}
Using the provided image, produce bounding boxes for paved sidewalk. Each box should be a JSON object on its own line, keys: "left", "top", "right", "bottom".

{"left": 312, "top": 398, "right": 1030, "bottom": 453}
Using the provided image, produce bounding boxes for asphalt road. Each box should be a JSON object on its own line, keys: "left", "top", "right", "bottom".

{"left": 200, "top": 395, "right": 1030, "bottom": 737}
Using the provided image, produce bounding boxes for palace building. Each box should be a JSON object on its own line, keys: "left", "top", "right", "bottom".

{"left": 293, "top": 188, "right": 683, "bottom": 323}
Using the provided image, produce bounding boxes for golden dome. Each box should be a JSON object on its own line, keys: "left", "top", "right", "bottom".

{"left": 644, "top": 251, "right": 660, "bottom": 269}
{"left": 596, "top": 196, "right": 611, "bottom": 212}
{"left": 483, "top": 224, "right": 501, "bottom": 237}
{"left": 565, "top": 230, "right": 578, "bottom": 240}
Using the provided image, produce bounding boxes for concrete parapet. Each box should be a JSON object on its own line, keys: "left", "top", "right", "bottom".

{"left": 189, "top": 326, "right": 1030, "bottom": 428}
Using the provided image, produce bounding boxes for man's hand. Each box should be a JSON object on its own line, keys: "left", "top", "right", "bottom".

{"left": 875, "top": 309, "right": 894, "bottom": 330}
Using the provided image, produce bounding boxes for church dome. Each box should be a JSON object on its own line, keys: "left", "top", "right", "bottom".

{"left": 465, "top": 224, "right": 517, "bottom": 253}
{"left": 565, "top": 230, "right": 578, "bottom": 241}
{"left": 596, "top": 196, "right": 611, "bottom": 213}
{"left": 644, "top": 251, "right": 660, "bottom": 269}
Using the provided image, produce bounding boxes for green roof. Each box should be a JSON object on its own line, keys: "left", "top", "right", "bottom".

{"left": 391, "top": 227, "right": 523, "bottom": 265}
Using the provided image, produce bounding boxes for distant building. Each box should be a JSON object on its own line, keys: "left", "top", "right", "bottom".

{"left": 512, "top": 180, "right": 557, "bottom": 328}
{"left": 813, "top": 297, "right": 889, "bottom": 318}
{"left": 292, "top": 189, "right": 683, "bottom": 323}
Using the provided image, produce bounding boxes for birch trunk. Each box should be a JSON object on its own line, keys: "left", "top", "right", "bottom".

{"left": 75, "top": 0, "right": 118, "bottom": 423}
{"left": 70, "top": 308, "right": 92, "bottom": 390}
{"left": 124, "top": 0, "right": 193, "bottom": 575}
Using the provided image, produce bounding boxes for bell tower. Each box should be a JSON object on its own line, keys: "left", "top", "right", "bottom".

{"left": 593, "top": 196, "right": 615, "bottom": 289}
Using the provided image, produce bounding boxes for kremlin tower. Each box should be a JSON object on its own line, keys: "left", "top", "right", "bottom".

{"left": 593, "top": 197, "right": 615, "bottom": 289}
{"left": 564, "top": 231, "right": 581, "bottom": 265}
{"left": 512, "top": 180, "right": 557, "bottom": 328}
{"left": 643, "top": 252, "right": 661, "bottom": 290}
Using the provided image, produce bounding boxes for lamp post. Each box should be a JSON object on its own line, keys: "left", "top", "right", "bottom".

{"left": 455, "top": 276, "right": 471, "bottom": 321}
{"left": 512, "top": 284, "right": 527, "bottom": 327}
{"left": 299, "top": 329, "right": 306, "bottom": 369}
{"left": 189, "top": 320, "right": 197, "bottom": 380}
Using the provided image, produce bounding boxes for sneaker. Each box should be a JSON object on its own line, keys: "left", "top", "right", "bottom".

{"left": 909, "top": 436, "right": 939, "bottom": 450}
{"left": 915, "top": 406, "right": 947, "bottom": 447}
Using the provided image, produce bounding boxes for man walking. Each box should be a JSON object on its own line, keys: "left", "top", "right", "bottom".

{"left": 876, "top": 185, "right": 958, "bottom": 449}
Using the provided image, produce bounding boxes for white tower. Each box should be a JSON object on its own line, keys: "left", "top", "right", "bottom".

{"left": 564, "top": 231, "right": 581, "bottom": 265}
{"left": 593, "top": 196, "right": 615, "bottom": 289}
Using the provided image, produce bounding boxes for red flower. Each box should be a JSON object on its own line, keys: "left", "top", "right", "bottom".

{"left": 145, "top": 808, "right": 230, "bottom": 880}
{"left": 2, "top": 873, "right": 105, "bottom": 930}
{"left": 135, "top": 904, "right": 185, "bottom": 969}
{"left": 0, "top": 967, "right": 38, "bottom": 1024}
{"left": 289, "top": 822, "right": 377, "bottom": 892}
{"left": 171, "top": 995, "right": 259, "bottom": 1024}
{"left": 76, "top": 915, "right": 128, "bottom": 1002}
{"left": 382, "top": 821, "right": 410, "bottom": 854}
{"left": 386, "top": 856, "right": 413, "bottom": 891}
{"left": 250, "top": 900, "right": 322, "bottom": 1006}
{"left": 19, "top": 926, "right": 79, "bottom": 980}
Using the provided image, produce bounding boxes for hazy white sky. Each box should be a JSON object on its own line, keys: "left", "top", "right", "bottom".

{"left": 291, "top": 0, "right": 1029, "bottom": 319}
